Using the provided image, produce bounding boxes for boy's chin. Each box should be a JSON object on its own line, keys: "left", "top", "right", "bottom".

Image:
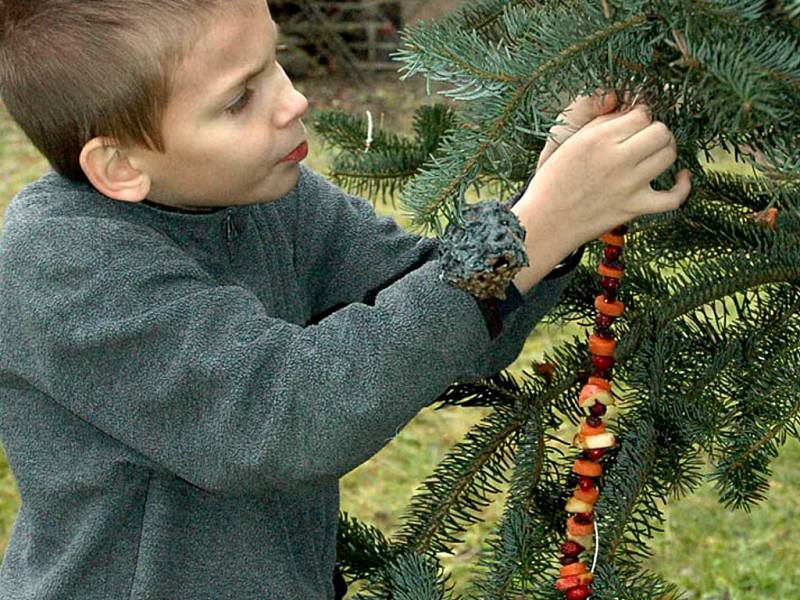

{"left": 259, "top": 164, "right": 302, "bottom": 201}
{"left": 144, "top": 167, "right": 303, "bottom": 209}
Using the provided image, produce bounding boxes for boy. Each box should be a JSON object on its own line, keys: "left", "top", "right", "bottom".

{"left": 0, "top": 1, "right": 691, "bottom": 598}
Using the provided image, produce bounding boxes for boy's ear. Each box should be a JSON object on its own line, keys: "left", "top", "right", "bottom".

{"left": 79, "top": 137, "right": 151, "bottom": 202}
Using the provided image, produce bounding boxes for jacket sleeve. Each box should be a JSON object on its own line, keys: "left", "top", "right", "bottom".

{"left": 292, "top": 166, "right": 578, "bottom": 377}
{"left": 0, "top": 213, "right": 535, "bottom": 496}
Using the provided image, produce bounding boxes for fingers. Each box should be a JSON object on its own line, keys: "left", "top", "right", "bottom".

{"left": 592, "top": 88, "right": 618, "bottom": 115}
{"left": 558, "top": 89, "right": 619, "bottom": 130}
{"left": 579, "top": 109, "right": 631, "bottom": 133}
{"left": 601, "top": 105, "right": 654, "bottom": 142}
{"left": 624, "top": 121, "right": 676, "bottom": 166}
{"left": 619, "top": 89, "right": 647, "bottom": 111}
{"left": 643, "top": 169, "right": 693, "bottom": 213}
{"left": 538, "top": 90, "right": 619, "bottom": 169}
{"left": 636, "top": 142, "right": 677, "bottom": 183}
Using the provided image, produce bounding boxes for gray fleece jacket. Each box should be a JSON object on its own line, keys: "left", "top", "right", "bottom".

{"left": 0, "top": 166, "right": 576, "bottom": 599}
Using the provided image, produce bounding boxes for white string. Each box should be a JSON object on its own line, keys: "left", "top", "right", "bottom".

{"left": 591, "top": 518, "right": 600, "bottom": 572}
{"left": 364, "top": 110, "right": 374, "bottom": 152}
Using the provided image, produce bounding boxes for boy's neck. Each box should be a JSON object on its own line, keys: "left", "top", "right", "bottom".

{"left": 141, "top": 199, "right": 225, "bottom": 214}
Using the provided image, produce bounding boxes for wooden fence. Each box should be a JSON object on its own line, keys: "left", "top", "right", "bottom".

{"left": 274, "top": 0, "right": 428, "bottom": 77}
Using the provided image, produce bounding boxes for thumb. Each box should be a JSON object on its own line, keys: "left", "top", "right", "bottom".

{"left": 647, "top": 169, "right": 693, "bottom": 213}
{"left": 579, "top": 108, "right": 629, "bottom": 132}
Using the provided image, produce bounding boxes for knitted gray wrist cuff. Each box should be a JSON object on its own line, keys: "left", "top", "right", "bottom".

{"left": 439, "top": 200, "right": 529, "bottom": 300}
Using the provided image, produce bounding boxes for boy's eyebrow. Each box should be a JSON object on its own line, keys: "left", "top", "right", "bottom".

{"left": 216, "top": 21, "right": 279, "bottom": 102}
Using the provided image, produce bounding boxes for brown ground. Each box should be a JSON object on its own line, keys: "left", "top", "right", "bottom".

{"left": 405, "top": 0, "right": 465, "bottom": 22}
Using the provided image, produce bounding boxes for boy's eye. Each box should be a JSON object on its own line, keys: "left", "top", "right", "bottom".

{"left": 226, "top": 88, "right": 254, "bottom": 115}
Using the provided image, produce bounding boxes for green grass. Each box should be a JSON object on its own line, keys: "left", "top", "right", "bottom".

{"left": 0, "top": 107, "right": 48, "bottom": 224}
{"left": 0, "top": 443, "right": 18, "bottom": 559}
{"left": 1, "top": 86, "right": 799, "bottom": 599}
{"left": 646, "top": 440, "right": 800, "bottom": 599}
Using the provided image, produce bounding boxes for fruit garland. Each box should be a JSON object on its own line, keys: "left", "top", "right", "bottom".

{"left": 554, "top": 224, "right": 628, "bottom": 600}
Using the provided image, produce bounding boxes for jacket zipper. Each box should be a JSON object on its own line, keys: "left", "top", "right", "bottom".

{"left": 225, "top": 212, "right": 234, "bottom": 260}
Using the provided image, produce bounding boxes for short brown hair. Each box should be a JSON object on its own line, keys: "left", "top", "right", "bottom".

{"left": 0, "top": 0, "right": 249, "bottom": 182}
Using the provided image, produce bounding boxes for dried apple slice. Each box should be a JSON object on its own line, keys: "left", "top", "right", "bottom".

{"left": 566, "top": 532, "right": 594, "bottom": 549}
{"left": 565, "top": 496, "right": 594, "bottom": 514}
{"left": 578, "top": 384, "right": 616, "bottom": 408}
{"left": 573, "top": 431, "right": 616, "bottom": 450}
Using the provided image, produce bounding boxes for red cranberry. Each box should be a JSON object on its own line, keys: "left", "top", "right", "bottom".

{"left": 604, "top": 245, "right": 622, "bottom": 261}
{"left": 586, "top": 415, "right": 602, "bottom": 427}
{"left": 594, "top": 313, "right": 616, "bottom": 328}
{"left": 603, "top": 258, "right": 625, "bottom": 270}
{"left": 591, "top": 368, "right": 613, "bottom": 379}
{"left": 591, "top": 355, "right": 615, "bottom": 370}
{"left": 593, "top": 326, "right": 614, "bottom": 339}
{"left": 560, "top": 555, "right": 579, "bottom": 566}
{"left": 589, "top": 402, "right": 607, "bottom": 417}
{"left": 566, "top": 584, "right": 592, "bottom": 600}
{"left": 560, "top": 540, "right": 584, "bottom": 557}
{"left": 600, "top": 276, "right": 620, "bottom": 290}
{"left": 574, "top": 512, "right": 593, "bottom": 524}
{"left": 602, "top": 289, "right": 617, "bottom": 302}
{"left": 585, "top": 448, "right": 605, "bottom": 460}
{"left": 611, "top": 224, "right": 628, "bottom": 235}
{"left": 578, "top": 476, "right": 595, "bottom": 491}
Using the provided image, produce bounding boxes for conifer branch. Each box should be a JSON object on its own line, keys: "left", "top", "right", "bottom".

{"left": 467, "top": 417, "right": 570, "bottom": 598}
{"left": 315, "top": 104, "right": 457, "bottom": 203}
{"left": 506, "top": 13, "right": 651, "bottom": 85}
{"left": 468, "top": 0, "right": 540, "bottom": 33}
{"left": 467, "top": 508, "right": 559, "bottom": 599}
{"left": 618, "top": 258, "right": 800, "bottom": 359}
{"left": 595, "top": 419, "right": 663, "bottom": 564}
{"left": 399, "top": 12, "right": 652, "bottom": 230}
{"left": 337, "top": 512, "right": 395, "bottom": 580}
{"left": 436, "top": 371, "right": 527, "bottom": 408}
{"left": 702, "top": 170, "right": 800, "bottom": 212}
{"left": 506, "top": 407, "right": 548, "bottom": 508}
{"left": 317, "top": 2, "right": 800, "bottom": 595}
{"left": 354, "top": 552, "right": 454, "bottom": 600}
{"left": 710, "top": 320, "right": 800, "bottom": 509}
{"left": 404, "top": 90, "right": 529, "bottom": 230}
{"left": 394, "top": 406, "right": 522, "bottom": 556}
{"left": 724, "top": 382, "right": 800, "bottom": 484}
{"left": 590, "top": 563, "right": 682, "bottom": 599}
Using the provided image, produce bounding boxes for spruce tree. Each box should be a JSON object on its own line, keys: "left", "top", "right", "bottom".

{"left": 317, "top": 1, "right": 800, "bottom": 597}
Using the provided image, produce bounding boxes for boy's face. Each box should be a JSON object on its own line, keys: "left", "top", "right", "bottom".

{"left": 130, "top": 0, "right": 309, "bottom": 210}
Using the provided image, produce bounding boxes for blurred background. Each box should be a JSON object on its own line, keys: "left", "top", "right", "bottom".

{"left": 1, "top": 2, "right": 798, "bottom": 598}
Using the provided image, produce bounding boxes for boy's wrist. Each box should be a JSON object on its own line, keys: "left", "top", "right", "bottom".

{"left": 542, "top": 243, "right": 586, "bottom": 280}
{"left": 510, "top": 177, "right": 585, "bottom": 293}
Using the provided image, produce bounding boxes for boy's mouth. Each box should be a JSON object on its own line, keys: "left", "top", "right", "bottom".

{"left": 280, "top": 141, "right": 309, "bottom": 163}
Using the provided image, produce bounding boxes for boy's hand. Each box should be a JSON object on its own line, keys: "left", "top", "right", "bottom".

{"left": 511, "top": 104, "right": 692, "bottom": 294}
{"left": 536, "top": 90, "right": 620, "bottom": 171}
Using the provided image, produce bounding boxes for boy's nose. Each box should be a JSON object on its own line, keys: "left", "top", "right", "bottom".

{"left": 274, "top": 88, "right": 309, "bottom": 129}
